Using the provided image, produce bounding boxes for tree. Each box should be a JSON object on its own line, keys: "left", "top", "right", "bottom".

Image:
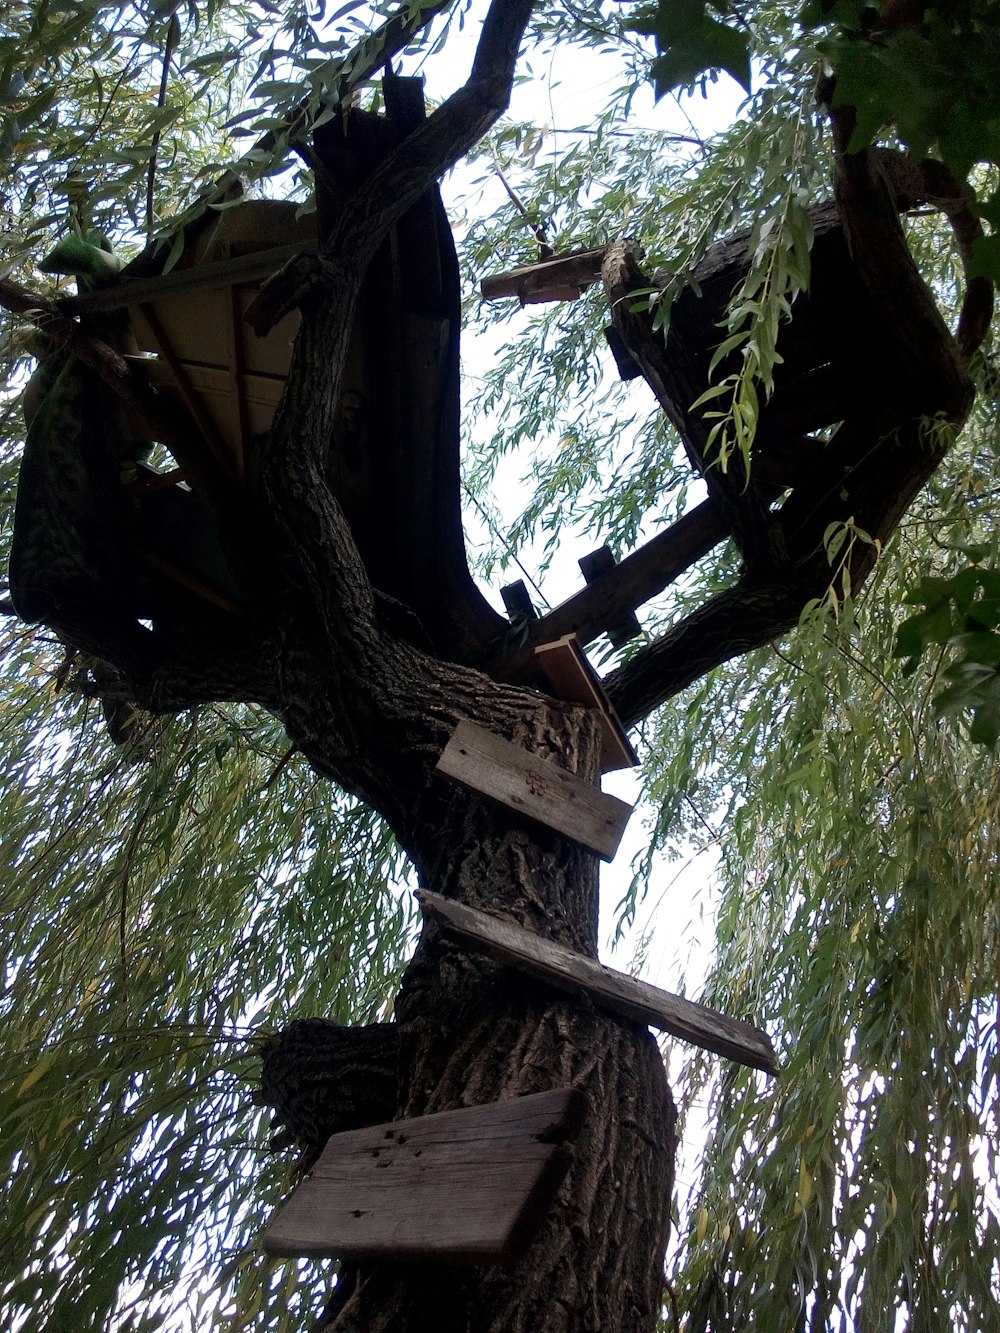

{"left": 0, "top": 2, "right": 997, "bottom": 1331}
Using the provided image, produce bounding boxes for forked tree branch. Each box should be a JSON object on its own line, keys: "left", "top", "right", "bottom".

{"left": 248, "top": 0, "right": 536, "bottom": 333}
{"left": 253, "top": 0, "right": 536, "bottom": 660}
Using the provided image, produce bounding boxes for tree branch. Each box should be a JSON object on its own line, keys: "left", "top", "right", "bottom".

{"left": 247, "top": 0, "right": 536, "bottom": 333}
{"left": 251, "top": 0, "right": 536, "bottom": 663}
{"left": 603, "top": 580, "right": 805, "bottom": 730}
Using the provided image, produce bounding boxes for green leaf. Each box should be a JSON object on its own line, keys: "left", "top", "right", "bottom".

{"left": 969, "top": 233, "right": 1000, "bottom": 284}
{"left": 649, "top": 15, "right": 751, "bottom": 97}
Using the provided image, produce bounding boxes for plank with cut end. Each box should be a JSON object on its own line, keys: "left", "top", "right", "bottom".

{"left": 435, "top": 720, "right": 632, "bottom": 861}
{"left": 534, "top": 635, "right": 639, "bottom": 772}
{"left": 480, "top": 246, "right": 607, "bottom": 305}
{"left": 577, "top": 546, "right": 642, "bottom": 649}
{"left": 264, "top": 1087, "right": 586, "bottom": 1264}
{"left": 418, "top": 890, "right": 777, "bottom": 1074}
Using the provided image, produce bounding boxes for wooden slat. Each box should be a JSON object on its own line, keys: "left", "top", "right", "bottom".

{"left": 435, "top": 720, "right": 632, "bottom": 861}
{"left": 480, "top": 246, "right": 607, "bottom": 305}
{"left": 500, "top": 579, "right": 538, "bottom": 621}
{"left": 134, "top": 547, "right": 242, "bottom": 613}
{"left": 264, "top": 1087, "right": 585, "bottom": 1264}
{"left": 227, "top": 286, "right": 249, "bottom": 481}
{"left": 577, "top": 546, "right": 642, "bottom": 648}
{"left": 534, "top": 634, "right": 639, "bottom": 771}
{"left": 418, "top": 890, "right": 778, "bottom": 1074}
{"left": 485, "top": 501, "right": 730, "bottom": 685}
{"left": 138, "top": 303, "right": 234, "bottom": 474}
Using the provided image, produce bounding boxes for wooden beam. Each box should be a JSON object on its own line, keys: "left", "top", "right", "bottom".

{"left": 264, "top": 1086, "right": 586, "bottom": 1264}
{"left": 480, "top": 246, "right": 607, "bottom": 305}
{"left": 227, "top": 286, "right": 250, "bottom": 482}
{"left": 137, "top": 303, "right": 234, "bottom": 475}
{"left": 133, "top": 547, "right": 242, "bottom": 613}
{"left": 577, "top": 545, "right": 642, "bottom": 648}
{"left": 484, "top": 500, "right": 729, "bottom": 684}
{"left": 65, "top": 241, "right": 319, "bottom": 315}
{"left": 435, "top": 719, "right": 632, "bottom": 861}
{"left": 534, "top": 634, "right": 638, "bottom": 772}
{"left": 419, "top": 890, "right": 778, "bottom": 1074}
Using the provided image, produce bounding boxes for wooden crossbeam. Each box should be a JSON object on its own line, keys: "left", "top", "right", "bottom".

{"left": 137, "top": 302, "right": 234, "bottom": 475}
{"left": 419, "top": 890, "right": 778, "bottom": 1073}
{"left": 577, "top": 546, "right": 642, "bottom": 648}
{"left": 264, "top": 1087, "right": 585, "bottom": 1264}
{"left": 68, "top": 242, "right": 319, "bottom": 314}
{"left": 435, "top": 719, "right": 632, "bottom": 861}
{"left": 534, "top": 634, "right": 638, "bottom": 771}
{"left": 485, "top": 501, "right": 729, "bottom": 684}
{"left": 480, "top": 246, "right": 607, "bottom": 305}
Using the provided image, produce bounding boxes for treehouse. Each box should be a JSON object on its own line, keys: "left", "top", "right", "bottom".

{"left": 480, "top": 147, "right": 990, "bottom": 674}
{"left": 12, "top": 90, "right": 990, "bottom": 749}
{"left": 7, "top": 42, "right": 992, "bottom": 1282}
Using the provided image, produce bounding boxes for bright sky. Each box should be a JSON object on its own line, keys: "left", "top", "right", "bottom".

{"left": 418, "top": 12, "right": 744, "bottom": 983}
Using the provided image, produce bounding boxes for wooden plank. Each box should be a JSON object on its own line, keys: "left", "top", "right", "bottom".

{"left": 69, "top": 240, "right": 319, "bottom": 313}
{"left": 435, "top": 719, "right": 632, "bottom": 861}
{"left": 134, "top": 547, "right": 242, "bottom": 613}
{"left": 480, "top": 246, "right": 607, "bottom": 305}
{"left": 137, "top": 303, "right": 234, "bottom": 474}
{"left": 486, "top": 501, "right": 730, "bottom": 685}
{"left": 418, "top": 890, "right": 778, "bottom": 1074}
{"left": 264, "top": 1087, "right": 585, "bottom": 1264}
{"left": 578, "top": 546, "right": 642, "bottom": 649}
{"left": 534, "top": 635, "right": 639, "bottom": 772}
{"left": 227, "top": 286, "right": 249, "bottom": 481}
{"left": 501, "top": 579, "right": 538, "bottom": 621}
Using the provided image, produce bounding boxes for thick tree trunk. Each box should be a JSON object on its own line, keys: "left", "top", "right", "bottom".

{"left": 261, "top": 632, "right": 677, "bottom": 1330}
{"left": 312, "top": 706, "right": 676, "bottom": 1332}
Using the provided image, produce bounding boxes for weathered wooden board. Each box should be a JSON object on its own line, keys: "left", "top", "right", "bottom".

{"left": 480, "top": 246, "right": 607, "bottom": 305}
{"left": 264, "top": 1087, "right": 586, "bottom": 1264}
{"left": 435, "top": 720, "right": 632, "bottom": 861}
{"left": 418, "top": 890, "right": 777, "bottom": 1073}
{"left": 139, "top": 355, "right": 284, "bottom": 457}
{"left": 534, "top": 634, "right": 639, "bottom": 772}
{"left": 577, "top": 546, "right": 642, "bottom": 649}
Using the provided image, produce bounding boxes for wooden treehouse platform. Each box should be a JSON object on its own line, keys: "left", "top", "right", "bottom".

{"left": 35, "top": 102, "right": 989, "bottom": 776}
